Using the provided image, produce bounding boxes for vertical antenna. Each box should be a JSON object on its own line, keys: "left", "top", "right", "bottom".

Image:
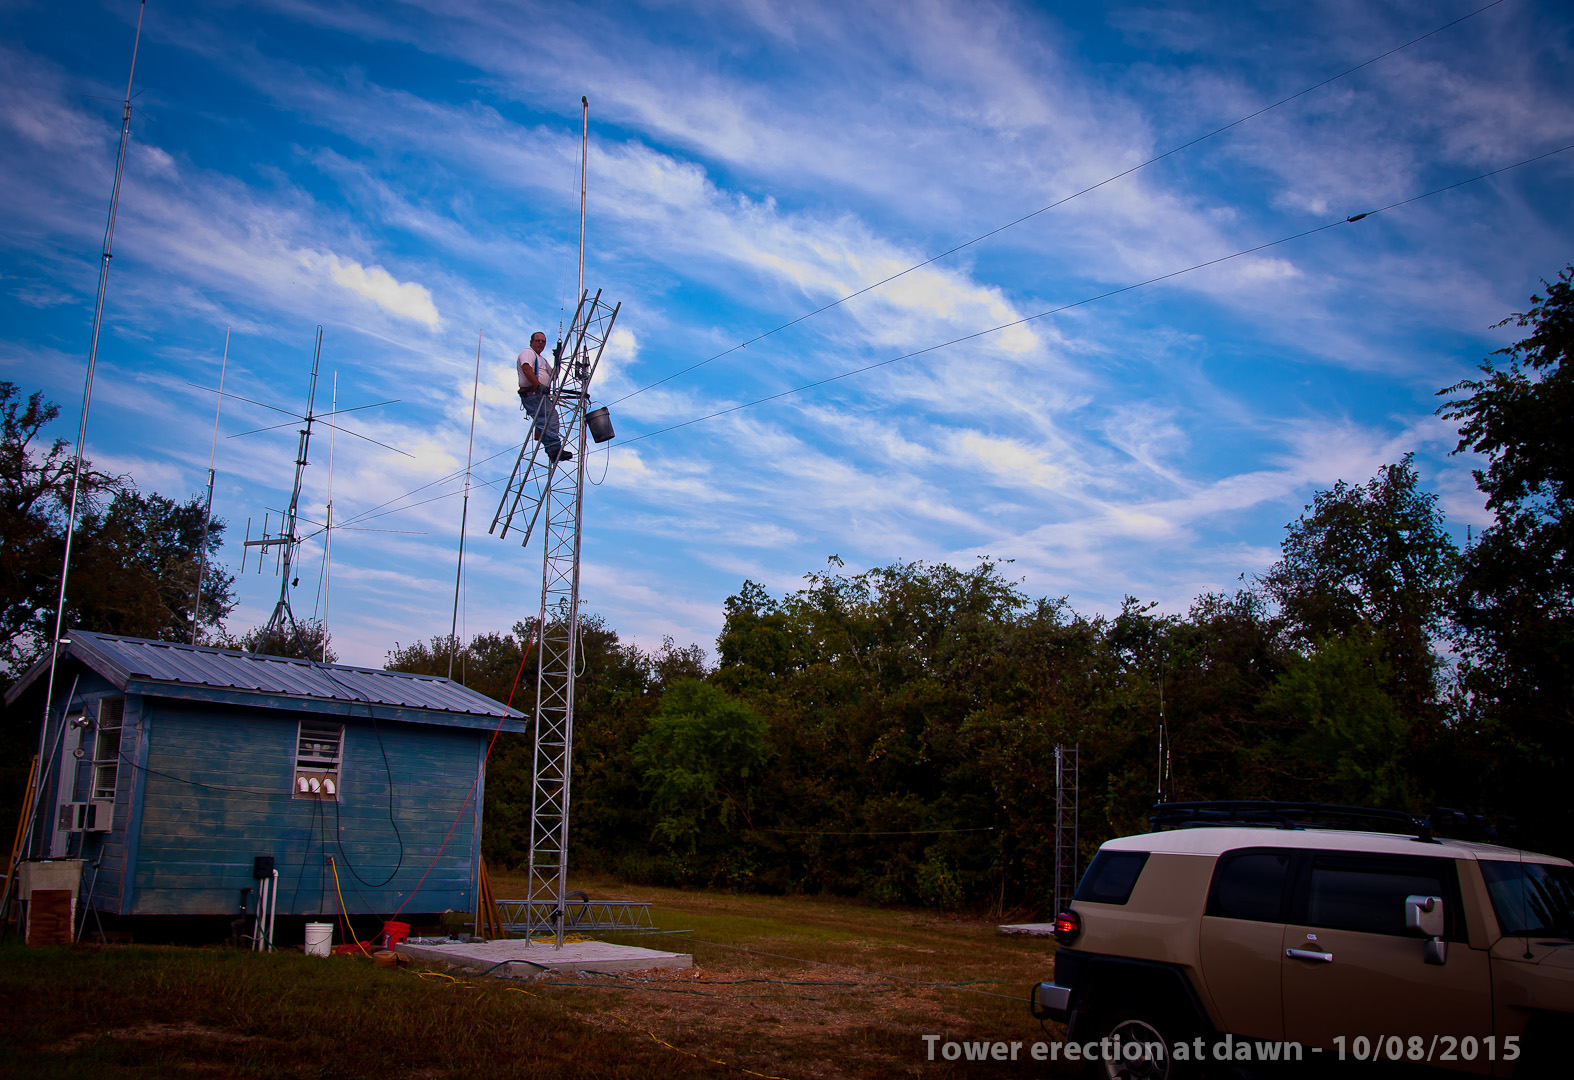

{"left": 322, "top": 369, "right": 337, "bottom": 662}
{"left": 1156, "top": 652, "right": 1171, "bottom": 803}
{"left": 192, "top": 326, "right": 230, "bottom": 643}
{"left": 578, "top": 96, "right": 588, "bottom": 303}
{"left": 31, "top": 0, "right": 147, "bottom": 866}
{"left": 449, "top": 330, "right": 483, "bottom": 680}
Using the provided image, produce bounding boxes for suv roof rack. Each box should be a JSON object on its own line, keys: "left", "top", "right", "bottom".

{"left": 1149, "top": 801, "right": 1433, "bottom": 842}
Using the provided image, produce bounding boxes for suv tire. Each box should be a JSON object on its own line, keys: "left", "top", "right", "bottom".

{"left": 1085, "top": 989, "right": 1196, "bottom": 1080}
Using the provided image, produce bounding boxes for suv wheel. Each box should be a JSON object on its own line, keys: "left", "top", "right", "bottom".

{"left": 1087, "top": 996, "right": 1193, "bottom": 1080}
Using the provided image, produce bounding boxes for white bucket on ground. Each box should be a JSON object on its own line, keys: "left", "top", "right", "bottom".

{"left": 304, "top": 922, "right": 333, "bottom": 957}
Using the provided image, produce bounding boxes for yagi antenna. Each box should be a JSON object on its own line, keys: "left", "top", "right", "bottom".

{"left": 215, "top": 326, "right": 409, "bottom": 656}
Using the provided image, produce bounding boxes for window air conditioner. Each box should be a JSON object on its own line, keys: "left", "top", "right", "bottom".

{"left": 63, "top": 800, "right": 113, "bottom": 832}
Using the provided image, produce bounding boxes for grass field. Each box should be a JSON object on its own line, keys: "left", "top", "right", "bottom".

{"left": 2, "top": 878, "right": 1074, "bottom": 1079}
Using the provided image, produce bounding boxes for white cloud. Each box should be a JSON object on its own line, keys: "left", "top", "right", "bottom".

{"left": 302, "top": 251, "right": 441, "bottom": 329}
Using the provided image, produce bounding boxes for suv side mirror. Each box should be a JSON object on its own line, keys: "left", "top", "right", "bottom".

{"left": 1405, "top": 895, "right": 1446, "bottom": 965}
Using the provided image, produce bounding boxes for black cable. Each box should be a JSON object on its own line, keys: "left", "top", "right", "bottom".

{"left": 327, "top": 713, "right": 406, "bottom": 890}
{"left": 616, "top": 143, "right": 1573, "bottom": 448}
{"left": 317, "top": 792, "right": 327, "bottom": 918}
{"left": 288, "top": 788, "right": 319, "bottom": 918}
{"left": 278, "top": 611, "right": 407, "bottom": 891}
{"left": 326, "top": 812, "right": 386, "bottom": 915}
{"left": 336, "top": 468, "right": 510, "bottom": 529}
{"left": 119, "top": 751, "right": 279, "bottom": 794}
{"left": 606, "top": 0, "right": 1513, "bottom": 408}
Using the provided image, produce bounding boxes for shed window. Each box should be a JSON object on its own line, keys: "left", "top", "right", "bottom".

{"left": 92, "top": 697, "right": 125, "bottom": 802}
{"left": 293, "top": 720, "right": 343, "bottom": 799}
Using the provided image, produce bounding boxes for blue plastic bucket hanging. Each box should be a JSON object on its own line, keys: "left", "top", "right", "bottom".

{"left": 586, "top": 406, "right": 615, "bottom": 444}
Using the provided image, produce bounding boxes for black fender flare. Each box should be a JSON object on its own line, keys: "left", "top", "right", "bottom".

{"left": 1065, "top": 956, "right": 1215, "bottom": 1042}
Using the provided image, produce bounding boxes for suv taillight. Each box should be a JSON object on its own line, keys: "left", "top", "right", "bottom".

{"left": 1052, "top": 909, "right": 1081, "bottom": 944}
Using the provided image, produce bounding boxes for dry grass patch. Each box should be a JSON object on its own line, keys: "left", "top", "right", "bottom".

{"left": 0, "top": 938, "right": 722, "bottom": 1080}
{"left": 3, "top": 882, "right": 1077, "bottom": 1079}
{"left": 479, "top": 873, "right": 1074, "bottom": 1078}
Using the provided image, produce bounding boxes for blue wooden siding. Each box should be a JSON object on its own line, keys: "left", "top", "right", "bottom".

{"left": 129, "top": 699, "right": 486, "bottom": 916}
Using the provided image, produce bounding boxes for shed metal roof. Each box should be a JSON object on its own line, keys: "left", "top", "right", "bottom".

{"left": 6, "top": 631, "right": 527, "bottom": 730}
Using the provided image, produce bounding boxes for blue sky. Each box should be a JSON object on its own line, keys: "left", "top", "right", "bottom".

{"left": 3, "top": 0, "right": 1571, "bottom": 668}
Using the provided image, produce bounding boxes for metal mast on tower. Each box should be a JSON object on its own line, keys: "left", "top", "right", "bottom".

{"left": 489, "top": 98, "right": 620, "bottom": 947}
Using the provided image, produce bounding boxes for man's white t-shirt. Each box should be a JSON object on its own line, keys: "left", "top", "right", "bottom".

{"left": 517, "top": 348, "right": 554, "bottom": 392}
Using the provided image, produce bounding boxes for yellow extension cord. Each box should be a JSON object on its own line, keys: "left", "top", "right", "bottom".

{"left": 328, "top": 856, "right": 374, "bottom": 957}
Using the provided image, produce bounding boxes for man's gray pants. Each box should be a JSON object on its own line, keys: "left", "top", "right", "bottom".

{"left": 520, "top": 390, "right": 564, "bottom": 457}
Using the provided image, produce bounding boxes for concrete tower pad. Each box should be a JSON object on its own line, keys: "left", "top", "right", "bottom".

{"left": 399, "top": 937, "right": 693, "bottom": 976}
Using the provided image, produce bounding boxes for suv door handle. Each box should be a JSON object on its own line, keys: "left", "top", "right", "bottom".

{"left": 1286, "top": 947, "right": 1334, "bottom": 962}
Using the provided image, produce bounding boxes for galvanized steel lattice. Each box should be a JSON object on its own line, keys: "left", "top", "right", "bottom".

{"left": 495, "top": 290, "right": 620, "bottom": 946}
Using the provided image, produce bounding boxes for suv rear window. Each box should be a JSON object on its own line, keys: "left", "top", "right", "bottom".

{"left": 1207, "top": 850, "right": 1291, "bottom": 922}
{"left": 1075, "top": 851, "right": 1150, "bottom": 905}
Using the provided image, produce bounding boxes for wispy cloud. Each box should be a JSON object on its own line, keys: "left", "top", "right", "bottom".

{"left": 0, "top": 0, "right": 1567, "bottom": 665}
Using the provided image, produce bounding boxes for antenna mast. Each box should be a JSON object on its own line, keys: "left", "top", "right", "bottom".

{"left": 449, "top": 330, "right": 484, "bottom": 680}
{"left": 321, "top": 369, "right": 337, "bottom": 663}
{"left": 1156, "top": 652, "right": 1172, "bottom": 803}
{"left": 26, "top": 0, "right": 147, "bottom": 875}
{"left": 249, "top": 326, "right": 324, "bottom": 652}
{"left": 192, "top": 326, "right": 230, "bottom": 643}
{"left": 578, "top": 96, "right": 587, "bottom": 301}
{"left": 492, "top": 96, "right": 622, "bottom": 948}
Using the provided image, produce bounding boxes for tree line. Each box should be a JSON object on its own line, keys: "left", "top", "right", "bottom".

{"left": 388, "top": 268, "right": 1573, "bottom": 910}
{"left": 3, "top": 267, "right": 1569, "bottom": 914}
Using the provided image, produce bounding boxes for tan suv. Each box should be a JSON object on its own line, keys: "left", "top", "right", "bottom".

{"left": 1030, "top": 803, "right": 1574, "bottom": 1078}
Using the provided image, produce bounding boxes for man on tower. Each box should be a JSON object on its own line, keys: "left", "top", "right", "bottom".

{"left": 518, "top": 331, "right": 571, "bottom": 463}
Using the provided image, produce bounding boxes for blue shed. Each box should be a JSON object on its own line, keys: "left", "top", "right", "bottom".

{"left": 6, "top": 631, "right": 527, "bottom": 921}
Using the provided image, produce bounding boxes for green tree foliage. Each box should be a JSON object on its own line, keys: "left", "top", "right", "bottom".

{"left": 1263, "top": 628, "right": 1413, "bottom": 809}
{"left": 216, "top": 618, "right": 336, "bottom": 663}
{"left": 71, "top": 490, "right": 236, "bottom": 645}
{"left": 385, "top": 617, "right": 708, "bottom": 872}
{"left": 632, "top": 680, "right": 769, "bottom": 863}
{"left": 1, "top": 385, "right": 82, "bottom": 670}
{"left": 1438, "top": 267, "right": 1574, "bottom": 848}
{"left": 0, "top": 383, "right": 235, "bottom": 675}
{"left": 1261, "top": 454, "right": 1457, "bottom": 717}
{"left": 2, "top": 384, "right": 114, "bottom": 673}
{"left": 385, "top": 624, "right": 536, "bottom": 706}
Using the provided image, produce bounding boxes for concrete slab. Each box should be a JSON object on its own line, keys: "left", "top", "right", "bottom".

{"left": 399, "top": 937, "right": 692, "bottom": 977}
{"left": 998, "top": 922, "right": 1057, "bottom": 937}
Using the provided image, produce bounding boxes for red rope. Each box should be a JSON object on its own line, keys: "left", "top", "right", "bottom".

{"left": 391, "top": 627, "right": 537, "bottom": 918}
